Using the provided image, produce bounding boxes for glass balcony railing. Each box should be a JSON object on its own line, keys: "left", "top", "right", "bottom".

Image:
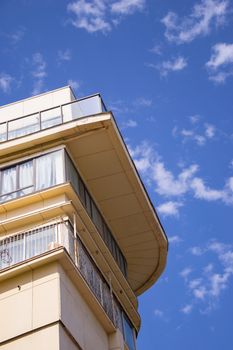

{"left": 0, "top": 219, "right": 136, "bottom": 350}
{"left": 0, "top": 94, "right": 107, "bottom": 143}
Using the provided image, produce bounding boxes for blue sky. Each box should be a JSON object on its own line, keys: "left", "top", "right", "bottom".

{"left": 1, "top": 0, "right": 233, "bottom": 348}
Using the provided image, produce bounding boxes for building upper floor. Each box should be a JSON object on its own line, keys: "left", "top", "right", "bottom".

{"left": 0, "top": 86, "right": 168, "bottom": 296}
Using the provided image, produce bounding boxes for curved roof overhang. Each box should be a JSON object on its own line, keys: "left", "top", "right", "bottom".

{"left": 0, "top": 111, "right": 168, "bottom": 296}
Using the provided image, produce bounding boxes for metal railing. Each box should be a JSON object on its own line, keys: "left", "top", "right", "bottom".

{"left": 0, "top": 94, "right": 107, "bottom": 143}
{"left": 0, "top": 219, "right": 136, "bottom": 350}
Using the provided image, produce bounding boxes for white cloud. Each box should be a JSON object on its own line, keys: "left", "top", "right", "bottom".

{"left": 68, "top": 79, "right": 80, "bottom": 90}
{"left": 111, "top": 0, "right": 145, "bottom": 15}
{"left": 150, "top": 44, "right": 162, "bottom": 55}
{"left": 156, "top": 56, "right": 187, "bottom": 76}
{"left": 154, "top": 309, "right": 164, "bottom": 317}
{"left": 0, "top": 73, "right": 13, "bottom": 93}
{"left": 180, "top": 267, "right": 193, "bottom": 279}
{"left": 206, "top": 43, "right": 233, "bottom": 69}
{"left": 206, "top": 43, "right": 233, "bottom": 83}
{"left": 168, "top": 235, "right": 183, "bottom": 244}
{"left": 129, "top": 141, "right": 233, "bottom": 210}
{"left": 189, "top": 115, "right": 200, "bottom": 124}
{"left": 67, "top": 0, "right": 110, "bottom": 33}
{"left": 134, "top": 97, "right": 152, "bottom": 107}
{"left": 58, "top": 49, "right": 72, "bottom": 61}
{"left": 67, "top": 0, "right": 145, "bottom": 33}
{"left": 176, "top": 120, "right": 216, "bottom": 146}
{"left": 190, "top": 246, "right": 205, "bottom": 256}
{"left": 191, "top": 177, "right": 225, "bottom": 201}
{"left": 180, "top": 304, "right": 193, "bottom": 314}
{"left": 9, "top": 27, "right": 25, "bottom": 44}
{"left": 32, "top": 53, "right": 46, "bottom": 79}
{"left": 157, "top": 201, "right": 183, "bottom": 217}
{"left": 162, "top": 0, "right": 229, "bottom": 44}
{"left": 205, "top": 123, "right": 215, "bottom": 138}
{"left": 31, "top": 53, "right": 47, "bottom": 95}
{"left": 121, "top": 119, "right": 138, "bottom": 129}
{"left": 182, "top": 239, "right": 233, "bottom": 312}
{"left": 152, "top": 162, "right": 198, "bottom": 196}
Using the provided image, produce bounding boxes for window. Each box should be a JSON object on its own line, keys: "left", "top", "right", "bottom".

{"left": 123, "top": 314, "right": 136, "bottom": 350}
{"left": 0, "top": 150, "right": 64, "bottom": 203}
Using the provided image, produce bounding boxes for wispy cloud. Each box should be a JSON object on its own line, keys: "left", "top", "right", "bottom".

{"left": 182, "top": 239, "right": 233, "bottom": 313}
{"left": 121, "top": 119, "right": 138, "bottom": 129}
{"left": 68, "top": 79, "right": 81, "bottom": 90}
{"left": 31, "top": 53, "right": 47, "bottom": 95}
{"left": 0, "top": 73, "right": 14, "bottom": 93}
{"left": 8, "top": 27, "right": 26, "bottom": 45}
{"left": 206, "top": 43, "right": 233, "bottom": 83}
{"left": 129, "top": 141, "right": 233, "bottom": 211}
{"left": 162, "top": 0, "right": 229, "bottom": 44}
{"left": 58, "top": 49, "right": 72, "bottom": 62}
{"left": 174, "top": 118, "right": 216, "bottom": 146}
{"left": 148, "top": 56, "right": 187, "bottom": 76}
{"left": 67, "top": 0, "right": 146, "bottom": 34}
{"left": 180, "top": 304, "right": 193, "bottom": 314}
{"left": 168, "top": 235, "right": 183, "bottom": 244}
{"left": 157, "top": 201, "right": 183, "bottom": 217}
{"left": 180, "top": 267, "right": 193, "bottom": 279}
{"left": 154, "top": 308, "right": 164, "bottom": 318}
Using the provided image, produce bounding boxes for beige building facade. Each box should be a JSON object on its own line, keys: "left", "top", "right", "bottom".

{"left": 0, "top": 87, "right": 168, "bottom": 350}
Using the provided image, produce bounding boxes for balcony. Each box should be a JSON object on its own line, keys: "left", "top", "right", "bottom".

{"left": 0, "top": 219, "right": 136, "bottom": 350}
{"left": 0, "top": 148, "right": 127, "bottom": 278}
{"left": 0, "top": 94, "right": 107, "bottom": 143}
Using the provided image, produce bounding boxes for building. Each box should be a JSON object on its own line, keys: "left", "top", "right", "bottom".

{"left": 0, "top": 86, "right": 168, "bottom": 350}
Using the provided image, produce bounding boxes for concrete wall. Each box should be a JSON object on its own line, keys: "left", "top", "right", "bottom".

{"left": 59, "top": 265, "right": 109, "bottom": 350}
{"left": 0, "top": 262, "right": 60, "bottom": 343}
{"left": 0, "top": 86, "right": 74, "bottom": 123}
{"left": 0, "top": 261, "right": 121, "bottom": 350}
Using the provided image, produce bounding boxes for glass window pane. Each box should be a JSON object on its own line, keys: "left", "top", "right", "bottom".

{"left": 91, "top": 202, "right": 103, "bottom": 235}
{"left": 0, "top": 123, "right": 7, "bottom": 142}
{"left": 41, "top": 107, "right": 62, "bottom": 129}
{"left": 19, "top": 160, "right": 34, "bottom": 196}
{"left": 0, "top": 166, "right": 17, "bottom": 202}
{"left": 123, "top": 315, "right": 136, "bottom": 350}
{"left": 35, "top": 150, "right": 64, "bottom": 190}
{"left": 8, "top": 114, "right": 40, "bottom": 140}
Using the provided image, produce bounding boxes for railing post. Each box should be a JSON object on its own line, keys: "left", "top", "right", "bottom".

{"left": 39, "top": 111, "right": 42, "bottom": 130}
{"left": 108, "top": 272, "right": 116, "bottom": 326}
{"left": 73, "top": 213, "right": 79, "bottom": 267}
{"left": 6, "top": 121, "right": 9, "bottom": 141}
{"left": 60, "top": 105, "right": 64, "bottom": 124}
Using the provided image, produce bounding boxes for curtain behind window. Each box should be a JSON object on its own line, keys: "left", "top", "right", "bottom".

{"left": 0, "top": 167, "right": 17, "bottom": 201}
{"left": 35, "top": 150, "right": 64, "bottom": 190}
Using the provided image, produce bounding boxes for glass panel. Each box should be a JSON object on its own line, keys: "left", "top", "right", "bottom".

{"left": 78, "top": 96, "right": 102, "bottom": 116}
{"left": 0, "top": 123, "right": 7, "bottom": 142}
{"left": 62, "top": 102, "right": 83, "bottom": 122}
{"left": 19, "top": 160, "right": 34, "bottom": 196}
{"left": 123, "top": 315, "right": 136, "bottom": 350}
{"left": 62, "top": 96, "right": 102, "bottom": 122}
{"left": 35, "top": 150, "right": 64, "bottom": 190}
{"left": 8, "top": 114, "right": 40, "bottom": 140}
{"left": 41, "top": 107, "right": 62, "bottom": 129}
{"left": 0, "top": 166, "right": 17, "bottom": 202}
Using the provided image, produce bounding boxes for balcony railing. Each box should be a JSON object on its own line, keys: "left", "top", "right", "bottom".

{"left": 0, "top": 94, "right": 107, "bottom": 143}
{"left": 0, "top": 220, "right": 136, "bottom": 350}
